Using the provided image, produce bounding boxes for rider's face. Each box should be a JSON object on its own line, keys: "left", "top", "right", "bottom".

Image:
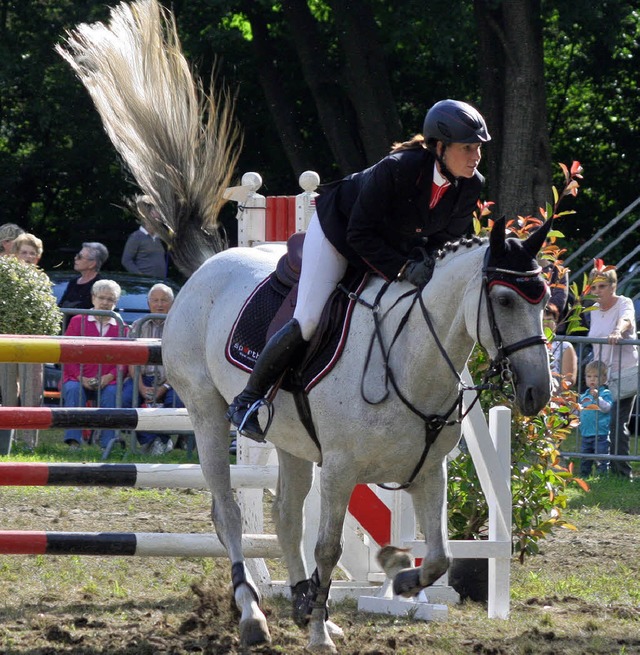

{"left": 439, "top": 142, "right": 482, "bottom": 179}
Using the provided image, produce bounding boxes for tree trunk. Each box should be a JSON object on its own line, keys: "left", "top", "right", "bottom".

{"left": 240, "top": 1, "right": 314, "bottom": 176}
{"left": 475, "top": 0, "right": 552, "bottom": 219}
{"left": 281, "top": 0, "right": 368, "bottom": 174}
{"left": 328, "top": 0, "right": 403, "bottom": 164}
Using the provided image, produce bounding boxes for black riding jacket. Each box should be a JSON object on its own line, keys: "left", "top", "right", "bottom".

{"left": 315, "top": 147, "right": 484, "bottom": 280}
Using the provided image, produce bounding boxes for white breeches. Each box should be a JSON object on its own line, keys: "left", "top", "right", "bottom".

{"left": 293, "top": 212, "right": 348, "bottom": 341}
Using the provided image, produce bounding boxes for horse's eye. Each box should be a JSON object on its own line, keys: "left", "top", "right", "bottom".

{"left": 496, "top": 295, "right": 511, "bottom": 308}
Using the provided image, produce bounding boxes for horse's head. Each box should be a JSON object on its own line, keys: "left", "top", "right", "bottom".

{"left": 474, "top": 217, "right": 552, "bottom": 415}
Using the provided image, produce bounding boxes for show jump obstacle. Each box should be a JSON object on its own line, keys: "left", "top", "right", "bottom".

{"left": 0, "top": 172, "right": 513, "bottom": 621}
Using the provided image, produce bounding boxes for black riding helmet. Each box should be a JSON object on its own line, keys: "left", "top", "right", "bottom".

{"left": 423, "top": 99, "right": 491, "bottom": 144}
{"left": 423, "top": 99, "right": 490, "bottom": 185}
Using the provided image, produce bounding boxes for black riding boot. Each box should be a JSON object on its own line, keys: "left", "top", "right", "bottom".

{"left": 226, "top": 319, "right": 305, "bottom": 442}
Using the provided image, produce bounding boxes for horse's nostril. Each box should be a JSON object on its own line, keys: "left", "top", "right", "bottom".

{"left": 521, "top": 385, "right": 550, "bottom": 416}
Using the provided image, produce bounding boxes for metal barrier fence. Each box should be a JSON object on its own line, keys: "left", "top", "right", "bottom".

{"left": 554, "top": 334, "right": 639, "bottom": 470}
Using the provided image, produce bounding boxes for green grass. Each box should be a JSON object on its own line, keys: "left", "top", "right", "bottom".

{"left": 4, "top": 428, "right": 201, "bottom": 464}
{"left": 1, "top": 433, "right": 639, "bottom": 654}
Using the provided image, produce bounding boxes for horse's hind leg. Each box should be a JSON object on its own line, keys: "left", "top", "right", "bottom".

{"left": 189, "top": 387, "right": 270, "bottom": 646}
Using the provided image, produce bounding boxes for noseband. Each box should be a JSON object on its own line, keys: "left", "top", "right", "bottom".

{"left": 479, "top": 249, "right": 548, "bottom": 392}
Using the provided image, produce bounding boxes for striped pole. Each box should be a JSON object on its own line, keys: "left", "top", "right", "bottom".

{"left": 0, "top": 531, "right": 281, "bottom": 558}
{"left": 0, "top": 335, "right": 162, "bottom": 365}
{"left": 0, "top": 407, "right": 191, "bottom": 432}
{"left": 0, "top": 463, "right": 279, "bottom": 489}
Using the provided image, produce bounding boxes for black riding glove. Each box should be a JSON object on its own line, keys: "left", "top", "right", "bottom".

{"left": 402, "top": 255, "right": 435, "bottom": 288}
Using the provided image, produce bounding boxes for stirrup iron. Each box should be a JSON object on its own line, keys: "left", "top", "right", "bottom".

{"left": 237, "top": 398, "right": 274, "bottom": 441}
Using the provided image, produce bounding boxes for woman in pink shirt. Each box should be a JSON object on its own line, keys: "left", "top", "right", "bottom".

{"left": 62, "top": 279, "right": 128, "bottom": 449}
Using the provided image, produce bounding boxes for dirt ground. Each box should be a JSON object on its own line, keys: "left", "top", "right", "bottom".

{"left": 0, "top": 486, "right": 639, "bottom": 655}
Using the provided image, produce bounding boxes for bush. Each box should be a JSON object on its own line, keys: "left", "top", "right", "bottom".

{"left": 448, "top": 162, "right": 587, "bottom": 562}
{"left": 0, "top": 257, "right": 62, "bottom": 335}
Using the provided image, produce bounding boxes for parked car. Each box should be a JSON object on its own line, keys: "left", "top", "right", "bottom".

{"left": 43, "top": 271, "right": 181, "bottom": 404}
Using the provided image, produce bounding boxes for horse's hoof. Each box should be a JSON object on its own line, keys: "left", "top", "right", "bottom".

{"left": 325, "top": 620, "right": 344, "bottom": 640}
{"left": 305, "top": 639, "right": 338, "bottom": 654}
{"left": 240, "top": 617, "right": 271, "bottom": 646}
{"left": 393, "top": 567, "right": 422, "bottom": 597}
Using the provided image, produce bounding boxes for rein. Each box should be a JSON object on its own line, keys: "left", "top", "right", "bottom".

{"left": 351, "top": 246, "right": 547, "bottom": 491}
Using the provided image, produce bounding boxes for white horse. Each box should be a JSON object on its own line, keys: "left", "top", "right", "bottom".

{"left": 162, "top": 219, "right": 552, "bottom": 653}
{"left": 55, "top": 3, "right": 551, "bottom": 650}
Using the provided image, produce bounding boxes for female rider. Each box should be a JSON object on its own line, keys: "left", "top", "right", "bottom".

{"left": 227, "top": 99, "right": 491, "bottom": 441}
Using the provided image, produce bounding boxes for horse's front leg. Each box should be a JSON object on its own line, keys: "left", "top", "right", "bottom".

{"left": 190, "top": 390, "right": 270, "bottom": 646}
{"left": 393, "top": 453, "right": 451, "bottom": 597}
{"left": 300, "top": 461, "right": 353, "bottom": 654}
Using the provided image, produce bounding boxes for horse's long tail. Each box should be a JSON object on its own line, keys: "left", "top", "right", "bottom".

{"left": 56, "top": 0, "right": 242, "bottom": 277}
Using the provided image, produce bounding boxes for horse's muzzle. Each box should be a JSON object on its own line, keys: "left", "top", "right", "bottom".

{"left": 517, "top": 383, "right": 551, "bottom": 416}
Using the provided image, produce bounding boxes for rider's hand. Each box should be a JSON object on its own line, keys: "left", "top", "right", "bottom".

{"left": 402, "top": 257, "right": 435, "bottom": 288}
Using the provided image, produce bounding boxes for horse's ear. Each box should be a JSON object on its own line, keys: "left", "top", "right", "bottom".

{"left": 523, "top": 219, "right": 553, "bottom": 256}
{"left": 489, "top": 216, "right": 507, "bottom": 256}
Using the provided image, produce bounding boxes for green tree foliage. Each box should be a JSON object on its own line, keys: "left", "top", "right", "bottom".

{"left": 543, "top": 1, "right": 640, "bottom": 261}
{"left": 0, "top": 257, "right": 62, "bottom": 334}
{"left": 0, "top": 1, "right": 638, "bottom": 267}
{"left": 0, "top": 1, "right": 139, "bottom": 269}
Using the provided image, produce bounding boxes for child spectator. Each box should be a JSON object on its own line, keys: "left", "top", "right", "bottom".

{"left": 579, "top": 360, "right": 613, "bottom": 477}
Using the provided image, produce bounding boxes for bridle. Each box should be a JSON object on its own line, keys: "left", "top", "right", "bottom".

{"left": 353, "top": 244, "right": 548, "bottom": 490}
{"left": 477, "top": 248, "right": 548, "bottom": 398}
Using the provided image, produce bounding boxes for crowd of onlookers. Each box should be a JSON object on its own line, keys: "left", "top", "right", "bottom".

{"left": 542, "top": 260, "right": 637, "bottom": 480}
{"left": 0, "top": 218, "right": 637, "bottom": 475}
{"left": 0, "top": 209, "right": 185, "bottom": 457}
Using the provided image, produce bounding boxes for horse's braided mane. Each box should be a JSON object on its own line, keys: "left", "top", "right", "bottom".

{"left": 433, "top": 235, "right": 486, "bottom": 265}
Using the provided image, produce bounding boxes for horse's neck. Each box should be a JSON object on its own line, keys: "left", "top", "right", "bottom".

{"left": 364, "top": 244, "right": 484, "bottom": 391}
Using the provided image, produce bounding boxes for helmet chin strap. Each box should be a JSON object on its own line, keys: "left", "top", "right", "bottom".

{"left": 431, "top": 143, "right": 459, "bottom": 187}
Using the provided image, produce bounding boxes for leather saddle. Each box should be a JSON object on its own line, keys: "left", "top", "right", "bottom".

{"left": 225, "top": 232, "right": 366, "bottom": 393}
{"left": 266, "top": 231, "right": 305, "bottom": 340}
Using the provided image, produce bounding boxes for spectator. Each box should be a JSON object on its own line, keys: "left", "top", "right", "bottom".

{"left": 0, "top": 223, "right": 25, "bottom": 256}
{"left": 10, "top": 234, "right": 47, "bottom": 450}
{"left": 12, "top": 233, "right": 44, "bottom": 266}
{"left": 61, "top": 279, "right": 128, "bottom": 451}
{"left": 121, "top": 195, "right": 167, "bottom": 277}
{"left": 578, "top": 360, "right": 613, "bottom": 477}
{"left": 587, "top": 263, "right": 638, "bottom": 479}
{"left": 59, "top": 242, "right": 108, "bottom": 310}
{"left": 124, "top": 283, "right": 184, "bottom": 455}
{"left": 544, "top": 302, "right": 577, "bottom": 391}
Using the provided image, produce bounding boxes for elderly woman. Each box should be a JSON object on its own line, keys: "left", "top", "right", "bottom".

{"left": 9, "top": 233, "right": 47, "bottom": 450}
{"left": 61, "top": 279, "right": 128, "bottom": 450}
{"left": 12, "top": 233, "right": 44, "bottom": 265}
{"left": 588, "top": 265, "right": 638, "bottom": 478}
{"left": 59, "top": 241, "right": 109, "bottom": 310}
